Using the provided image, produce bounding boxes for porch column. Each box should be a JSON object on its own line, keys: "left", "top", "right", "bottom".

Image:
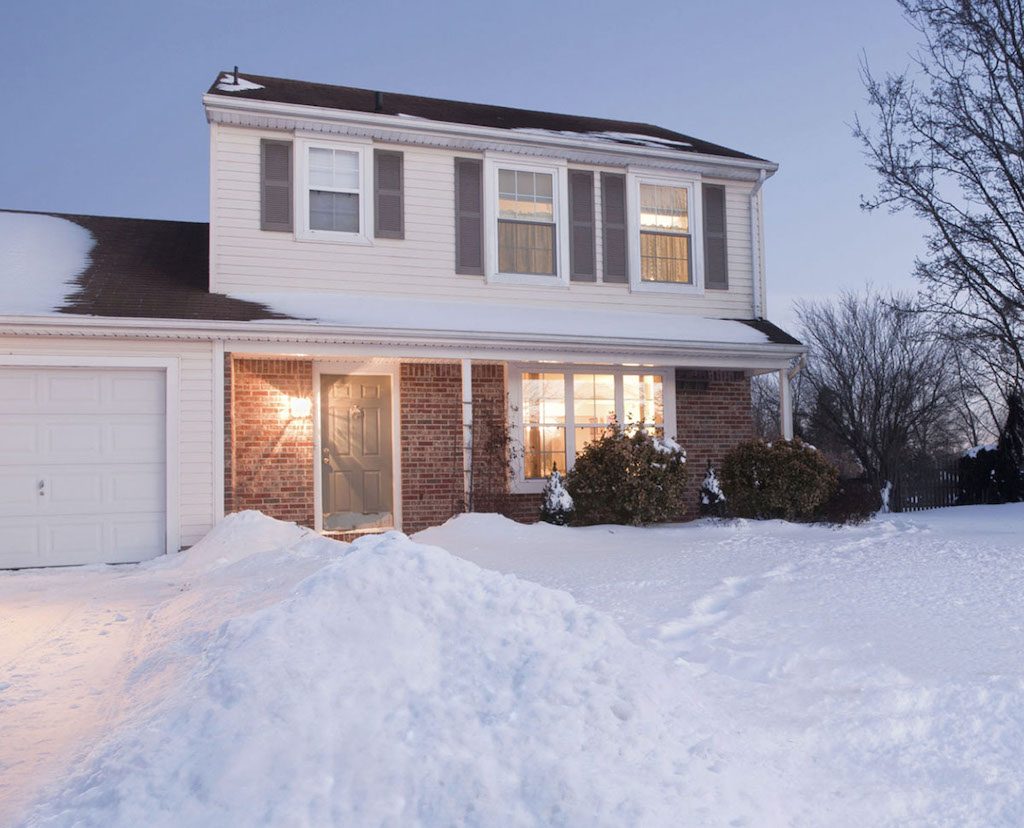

{"left": 779, "top": 368, "right": 794, "bottom": 440}
{"left": 461, "top": 358, "right": 473, "bottom": 512}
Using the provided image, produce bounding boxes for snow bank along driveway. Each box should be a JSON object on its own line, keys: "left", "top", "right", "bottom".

{"left": 1, "top": 506, "right": 1022, "bottom": 826}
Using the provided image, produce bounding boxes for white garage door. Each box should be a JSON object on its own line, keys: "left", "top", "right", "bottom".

{"left": 0, "top": 366, "right": 167, "bottom": 568}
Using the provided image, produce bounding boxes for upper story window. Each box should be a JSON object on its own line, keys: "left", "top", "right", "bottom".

{"left": 296, "top": 138, "right": 372, "bottom": 244}
{"left": 483, "top": 156, "right": 569, "bottom": 286}
{"left": 627, "top": 173, "right": 702, "bottom": 293}
{"left": 498, "top": 170, "right": 555, "bottom": 275}
{"left": 639, "top": 183, "right": 691, "bottom": 284}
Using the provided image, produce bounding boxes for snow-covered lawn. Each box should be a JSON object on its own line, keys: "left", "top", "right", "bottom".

{"left": 1, "top": 506, "right": 1022, "bottom": 826}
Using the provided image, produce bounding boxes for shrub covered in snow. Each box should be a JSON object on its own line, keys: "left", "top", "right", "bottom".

{"left": 815, "top": 478, "right": 881, "bottom": 524}
{"left": 698, "top": 463, "right": 728, "bottom": 518}
{"left": 957, "top": 393, "right": 1024, "bottom": 504}
{"left": 720, "top": 438, "right": 838, "bottom": 522}
{"left": 565, "top": 424, "right": 688, "bottom": 526}
{"left": 538, "top": 467, "right": 574, "bottom": 525}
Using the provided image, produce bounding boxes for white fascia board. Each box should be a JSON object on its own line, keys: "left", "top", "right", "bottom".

{"left": 203, "top": 94, "right": 778, "bottom": 179}
{"left": 0, "top": 313, "right": 804, "bottom": 368}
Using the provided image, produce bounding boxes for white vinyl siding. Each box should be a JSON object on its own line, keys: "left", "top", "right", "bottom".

{"left": 0, "top": 338, "right": 216, "bottom": 548}
{"left": 210, "top": 123, "right": 758, "bottom": 318}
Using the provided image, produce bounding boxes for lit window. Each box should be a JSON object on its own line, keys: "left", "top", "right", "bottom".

{"left": 573, "top": 374, "right": 615, "bottom": 456}
{"left": 640, "top": 184, "right": 691, "bottom": 283}
{"left": 517, "top": 368, "right": 670, "bottom": 481}
{"left": 522, "top": 372, "right": 566, "bottom": 478}
{"left": 498, "top": 169, "right": 556, "bottom": 275}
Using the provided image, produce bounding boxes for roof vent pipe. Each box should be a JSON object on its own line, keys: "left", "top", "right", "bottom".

{"left": 233, "top": 66, "right": 239, "bottom": 85}
{"left": 374, "top": 91, "right": 384, "bottom": 112}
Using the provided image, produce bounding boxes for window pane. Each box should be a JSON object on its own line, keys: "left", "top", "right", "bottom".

{"left": 574, "top": 426, "right": 606, "bottom": 457}
{"left": 499, "top": 221, "right": 555, "bottom": 275}
{"left": 309, "top": 148, "right": 359, "bottom": 190}
{"left": 573, "top": 374, "right": 616, "bottom": 424}
{"left": 522, "top": 372, "right": 565, "bottom": 424}
{"left": 524, "top": 425, "right": 566, "bottom": 478}
{"left": 310, "top": 191, "right": 359, "bottom": 232}
{"left": 640, "top": 232, "right": 690, "bottom": 283}
{"left": 498, "top": 169, "right": 554, "bottom": 221}
{"left": 623, "top": 374, "right": 664, "bottom": 429}
{"left": 639, "top": 184, "right": 688, "bottom": 232}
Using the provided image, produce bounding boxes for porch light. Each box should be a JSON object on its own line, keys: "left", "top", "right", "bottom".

{"left": 288, "top": 396, "right": 312, "bottom": 419}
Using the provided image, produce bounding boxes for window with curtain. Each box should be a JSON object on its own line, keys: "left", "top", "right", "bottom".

{"left": 522, "top": 372, "right": 566, "bottom": 478}
{"left": 639, "top": 183, "right": 691, "bottom": 283}
{"left": 498, "top": 169, "right": 556, "bottom": 275}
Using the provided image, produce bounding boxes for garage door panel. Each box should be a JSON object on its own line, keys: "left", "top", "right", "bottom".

{"left": 0, "top": 366, "right": 168, "bottom": 568}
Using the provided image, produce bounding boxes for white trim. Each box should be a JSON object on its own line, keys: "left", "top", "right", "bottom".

{"left": 627, "top": 169, "right": 704, "bottom": 295}
{"left": 204, "top": 94, "right": 779, "bottom": 179}
{"left": 295, "top": 136, "right": 374, "bottom": 245}
{"left": 312, "top": 359, "right": 403, "bottom": 532}
{"left": 0, "top": 354, "right": 181, "bottom": 554}
{"left": 507, "top": 362, "right": 677, "bottom": 494}
{"left": 483, "top": 154, "right": 570, "bottom": 286}
{"left": 750, "top": 168, "right": 768, "bottom": 318}
{"left": 212, "top": 339, "right": 225, "bottom": 522}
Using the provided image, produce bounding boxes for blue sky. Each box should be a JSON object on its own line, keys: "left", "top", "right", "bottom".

{"left": 0, "top": 0, "right": 928, "bottom": 327}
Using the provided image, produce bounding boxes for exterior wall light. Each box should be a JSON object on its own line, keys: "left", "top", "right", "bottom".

{"left": 288, "top": 396, "right": 312, "bottom": 419}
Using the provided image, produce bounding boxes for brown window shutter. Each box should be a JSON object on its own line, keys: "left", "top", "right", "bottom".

{"left": 601, "top": 172, "right": 628, "bottom": 283}
{"left": 568, "top": 170, "right": 596, "bottom": 281}
{"left": 454, "top": 157, "right": 483, "bottom": 275}
{"left": 260, "top": 139, "right": 293, "bottom": 232}
{"left": 703, "top": 183, "right": 729, "bottom": 289}
{"left": 374, "top": 149, "right": 404, "bottom": 239}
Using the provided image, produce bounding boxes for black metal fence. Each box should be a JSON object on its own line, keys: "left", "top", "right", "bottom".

{"left": 888, "top": 467, "right": 960, "bottom": 513}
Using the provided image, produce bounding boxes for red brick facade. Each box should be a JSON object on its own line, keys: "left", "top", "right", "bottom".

{"left": 224, "top": 358, "right": 752, "bottom": 533}
{"left": 675, "top": 369, "right": 755, "bottom": 516}
{"left": 227, "top": 357, "right": 315, "bottom": 526}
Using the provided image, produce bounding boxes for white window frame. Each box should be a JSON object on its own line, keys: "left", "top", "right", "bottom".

{"left": 483, "top": 154, "right": 570, "bottom": 287}
{"left": 627, "top": 169, "right": 704, "bottom": 294}
{"left": 295, "top": 136, "right": 373, "bottom": 245}
{"left": 508, "top": 363, "right": 677, "bottom": 493}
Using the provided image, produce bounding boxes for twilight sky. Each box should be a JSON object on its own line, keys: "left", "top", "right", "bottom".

{"left": 0, "top": 0, "right": 929, "bottom": 329}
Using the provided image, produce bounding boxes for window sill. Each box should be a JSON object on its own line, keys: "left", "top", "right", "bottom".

{"left": 295, "top": 230, "right": 373, "bottom": 247}
{"left": 487, "top": 272, "right": 569, "bottom": 288}
{"left": 629, "top": 279, "right": 704, "bottom": 295}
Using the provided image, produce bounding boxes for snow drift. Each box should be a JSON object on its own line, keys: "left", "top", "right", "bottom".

{"left": 29, "top": 514, "right": 739, "bottom": 827}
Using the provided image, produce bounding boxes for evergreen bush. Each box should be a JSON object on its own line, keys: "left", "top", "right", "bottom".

{"left": 698, "top": 463, "right": 728, "bottom": 518}
{"left": 565, "top": 424, "right": 689, "bottom": 526}
{"left": 538, "top": 468, "right": 574, "bottom": 526}
{"left": 720, "top": 439, "right": 838, "bottom": 521}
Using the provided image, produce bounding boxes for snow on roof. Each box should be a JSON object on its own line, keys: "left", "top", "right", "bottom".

{"left": 215, "top": 73, "right": 265, "bottom": 93}
{"left": 0, "top": 212, "right": 93, "bottom": 315}
{"left": 512, "top": 127, "right": 693, "bottom": 150}
{"left": 230, "top": 291, "right": 772, "bottom": 345}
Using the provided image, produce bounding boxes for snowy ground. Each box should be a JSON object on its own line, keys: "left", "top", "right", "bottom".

{"left": 1, "top": 506, "right": 1022, "bottom": 826}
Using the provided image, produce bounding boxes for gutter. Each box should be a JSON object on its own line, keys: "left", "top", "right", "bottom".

{"left": 750, "top": 168, "right": 768, "bottom": 319}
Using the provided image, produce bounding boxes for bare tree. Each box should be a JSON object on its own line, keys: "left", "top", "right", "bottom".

{"left": 798, "top": 291, "right": 958, "bottom": 485}
{"left": 854, "top": 0, "right": 1024, "bottom": 394}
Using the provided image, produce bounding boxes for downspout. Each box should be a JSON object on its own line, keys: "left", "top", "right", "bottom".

{"left": 461, "top": 358, "right": 473, "bottom": 512}
{"left": 750, "top": 168, "right": 767, "bottom": 319}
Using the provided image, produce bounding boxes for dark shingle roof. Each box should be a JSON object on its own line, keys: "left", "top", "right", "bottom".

{"left": 206, "top": 72, "right": 768, "bottom": 163}
{"left": 0, "top": 209, "right": 285, "bottom": 321}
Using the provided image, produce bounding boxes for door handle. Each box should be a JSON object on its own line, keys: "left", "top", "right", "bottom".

{"left": 322, "top": 447, "right": 331, "bottom": 465}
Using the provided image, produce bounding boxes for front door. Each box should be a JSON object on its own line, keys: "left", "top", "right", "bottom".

{"left": 320, "top": 374, "right": 394, "bottom": 531}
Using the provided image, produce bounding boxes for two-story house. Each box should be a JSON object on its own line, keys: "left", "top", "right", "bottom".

{"left": 0, "top": 71, "right": 803, "bottom": 568}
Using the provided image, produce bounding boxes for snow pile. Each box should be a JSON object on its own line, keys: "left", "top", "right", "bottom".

{"left": 0, "top": 211, "right": 93, "bottom": 315}
{"left": 29, "top": 516, "right": 738, "bottom": 827}
{"left": 962, "top": 442, "right": 997, "bottom": 458}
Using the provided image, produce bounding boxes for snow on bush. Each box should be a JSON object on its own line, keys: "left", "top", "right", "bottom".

{"left": 566, "top": 424, "right": 689, "bottom": 526}
{"left": 698, "top": 463, "right": 727, "bottom": 517}
{"left": 538, "top": 467, "right": 574, "bottom": 525}
{"left": 30, "top": 515, "right": 719, "bottom": 827}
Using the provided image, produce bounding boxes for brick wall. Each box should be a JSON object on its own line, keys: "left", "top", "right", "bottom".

{"left": 675, "top": 369, "right": 754, "bottom": 517}
{"left": 399, "top": 363, "right": 465, "bottom": 533}
{"left": 228, "top": 357, "right": 315, "bottom": 527}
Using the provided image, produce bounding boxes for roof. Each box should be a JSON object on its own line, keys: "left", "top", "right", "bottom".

{"left": 0, "top": 209, "right": 800, "bottom": 348}
{"left": 205, "top": 72, "right": 768, "bottom": 163}
{"left": 0, "top": 209, "right": 284, "bottom": 321}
